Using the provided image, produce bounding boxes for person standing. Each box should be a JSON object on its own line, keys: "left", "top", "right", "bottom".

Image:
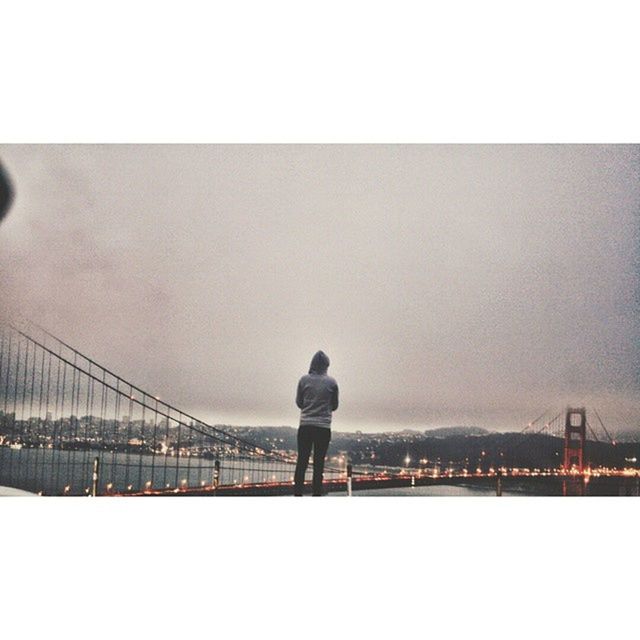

{"left": 294, "top": 350, "right": 339, "bottom": 496}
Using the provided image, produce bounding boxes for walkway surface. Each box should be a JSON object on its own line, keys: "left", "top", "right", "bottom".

{"left": 0, "top": 485, "right": 37, "bottom": 496}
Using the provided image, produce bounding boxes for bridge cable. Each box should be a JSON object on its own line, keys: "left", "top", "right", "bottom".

{"left": 592, "top": 407, "right": 615, "bottom": 446}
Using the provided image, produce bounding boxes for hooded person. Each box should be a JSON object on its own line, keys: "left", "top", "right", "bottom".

{"left": 293, "top": 350, "right": 339, "bottom": 496}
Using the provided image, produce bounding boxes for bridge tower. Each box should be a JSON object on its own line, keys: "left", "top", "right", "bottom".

{"left": 563, "top": 407, "right": 586, "bottom": 472}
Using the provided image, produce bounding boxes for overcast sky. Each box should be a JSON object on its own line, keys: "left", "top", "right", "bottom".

{"left": 0, "top": 145, "right": 638, "bottom": 432}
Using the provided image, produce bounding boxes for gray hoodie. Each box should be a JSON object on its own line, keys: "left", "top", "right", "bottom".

{"left": 296, "top": 351, "right": 339, "bottom": 428}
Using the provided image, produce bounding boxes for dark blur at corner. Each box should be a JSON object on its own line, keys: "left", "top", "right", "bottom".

{"left": 0, "top": 161, "right": 14, "bottom": 222}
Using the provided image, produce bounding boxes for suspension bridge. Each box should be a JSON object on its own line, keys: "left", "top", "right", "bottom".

{"left": 0, "top": 318, "right": 637, "bottom": 496}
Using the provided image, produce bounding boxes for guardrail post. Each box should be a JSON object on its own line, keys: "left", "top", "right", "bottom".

{"left": 346, "top": 463, "right": 353, "bottom": 497}
{"left": 496, "top": 469, "right": 502, "bottom": 496}
{"left": 91, "top": 457, "right": 100, "bottom": 497}
{"left": 213, "top": 459, "right": 220, "bottom": 494}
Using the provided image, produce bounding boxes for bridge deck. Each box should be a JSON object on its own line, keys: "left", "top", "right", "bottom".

{"left": 118, "top": 470, "right": 639, "bottom": 497}
{"left": 123, "top": 474, "right": 512, "bottom": 496}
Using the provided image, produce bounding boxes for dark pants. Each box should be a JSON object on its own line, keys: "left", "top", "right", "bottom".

{"left": 294, "top": 425, "right": 331, "bottom": 496}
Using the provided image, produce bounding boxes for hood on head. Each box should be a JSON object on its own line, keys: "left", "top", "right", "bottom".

{"left": 309, "top": 350, "right": 330, "bottom": 374}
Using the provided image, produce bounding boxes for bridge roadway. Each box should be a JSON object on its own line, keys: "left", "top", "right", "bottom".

{"left": 121, "top": 469, "right": 640, "bottom": 496}
{"left": 1, "top": 470, "right": 636, "bottom": 496}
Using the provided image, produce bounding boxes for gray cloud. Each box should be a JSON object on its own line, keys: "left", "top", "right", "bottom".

{"left": 0, "top": 145, "right": 638, "bottom": 432}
